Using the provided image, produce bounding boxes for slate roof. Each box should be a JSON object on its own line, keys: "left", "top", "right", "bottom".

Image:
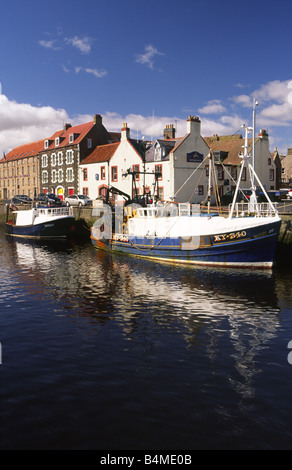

{"left": 145, "top": 138, "right": 179, "bottom": 162}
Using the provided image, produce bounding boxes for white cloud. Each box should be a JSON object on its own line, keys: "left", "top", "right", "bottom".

{"left": 232, "top": 94, "right": 253, "bottom": 108}
{"left": 39, "top": 39, "right": 61, "bottom": 51}
{"left": 65, "top": 36, "right": 94, "bottom": 54}
{"left": 75, "top": 67, "right": 107, "bottom": 78}
{"left": 0, "top": 95, "right": 68, "bottom": 156}
{"left": 2, "top": 78, "right": 292, "bottom": 159}
{"left": 198, "top": 99, "right": 227, "bottom": 115}
{"left": 135, "top": 44, "right": 164, "bottom": 70}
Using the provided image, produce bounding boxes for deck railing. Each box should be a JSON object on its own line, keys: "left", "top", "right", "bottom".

{"left": 229, "top": 202, "right": 279, "bottom": 218}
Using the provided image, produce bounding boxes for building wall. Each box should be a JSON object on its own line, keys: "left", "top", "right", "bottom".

{"left": 282, "top": 151, "right": 292, "bottom": 184}
{"left": 171, "top": 117, "right": 210, "bottom": 203}
{"left": 254, "top": 132, "right": 277, "bottom": 190}
{"left": 39, "top": 144, "right": 80, "bottom": 199}
{"left": 79, "top": 130, "right": 143, "bottom": 200}
{"left": 0, "top": 155, "right": 39, "bottom": 199}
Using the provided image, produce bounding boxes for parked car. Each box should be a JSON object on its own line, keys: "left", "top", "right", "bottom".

{"left": 287, "top": 190, "right": 292, "bottom": 199}
{"left": 64, "top": 194, "right": 92, "bottom": 207}
{"left": 35, "top": 193, "right": 62, "bottom": 206}
{"left": 220, "top": 189, "right": 252, "bottom": 205}
{"left": 257, "top": 190, "right": 281, "bottom": 202}
{"left": 11, "top": 195, "right": 33, "bottom": 205}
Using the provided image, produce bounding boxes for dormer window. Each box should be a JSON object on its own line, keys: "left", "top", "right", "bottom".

{"left": 154, "top": 144, "right": 161, "bottom": 162}
{"left": 55, "top": 137, "right": 60, "bottom": 146}
{"left": 44, "top": 140, "right": 49, "bottom": 149}
{"left": 69, "top": 134, "right": 74, "bottom": 143}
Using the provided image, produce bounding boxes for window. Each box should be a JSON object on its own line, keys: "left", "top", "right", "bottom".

{"left": 268, "top": 158, "right": 271, "bottom": 165}
{"left": 55, "top": 137, "right": 60, "bottom": 146}
{"left": 52, "top": 170, "right": 57, "bottom": 183}
{"left": 42, "top": 154, "right": 48, "bottom": 167}
{"left": 87, "top": 138, "right": 92, "bottom": 148}
{"left": 58, "top": 152, "right": 63, "bottom": 165}
{"left": 218, "top": 167, "right": 224, "bottom": 180}
{"left": 69, "top": 134, "right": 74, "bottom": 143}
{"left": 111, "top": 166, "right": 118, "bottom": 182}
{"left": 66, "top": 150, "right": 74, "bottom": 164}
{"left": 58, "top": 169, "right": 63, "bottom": 182}
{"left": 231, "top": 167, "right": 237, "bottom": 180}
{"left": 242, "top": 167, "right": 246, "bottom": 181}
{"left": 44, "top": 140, "right": 49, "bottom": 149}
{"left": 198, "top": 185, "right": 204, "bottom": 195}
{"left": 155, "top": 164, "right": 162, "bottom": 180}
{"left": 83, "top": 187, "right": 89, "bottom": 196}
{"left": 132, "top": 164, "right": 140, "bottom": 180}
{"left": 154, "top": 145, "right": 161, "bottom": 161}
{"left": 66, "top": 168, "right": 74, "bottom": 182}
{"left": 83, "top": 168, "right": 88, "bottom": 181}
{"left": 158, "top": 187, "right": 164, "bottom": 200}
{"left": 51, "top": 153, "right": 57, "bottom": 166}
{"left": 42, "top": 170, "right": 48, "bottom": 184}
{"left": 101, "top": 166, "right": 106, "bottom": 180}
{"left": 269, "top": 169, "right": 274, "bottom": 181}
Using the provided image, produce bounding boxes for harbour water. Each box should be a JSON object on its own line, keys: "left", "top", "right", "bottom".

{"left": 1, "top": 227, "right": 292, "bottom": 450}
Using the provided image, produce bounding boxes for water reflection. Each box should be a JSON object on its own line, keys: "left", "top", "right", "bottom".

{"left": 2, "top": 234, "right": 283, "bottom": 403}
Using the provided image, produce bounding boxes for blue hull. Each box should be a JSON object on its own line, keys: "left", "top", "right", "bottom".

{"left": 5, "top": 217, "right": 75, "bottom": 239}
{"left": 91, "top": 219, "right": 281, "bottom": 268}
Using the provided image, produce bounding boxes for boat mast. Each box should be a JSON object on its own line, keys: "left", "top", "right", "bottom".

{"left": 252, "top": 98, "right": 258, "bottom": 185}
{"left": 250, "top": 98, "right": 259, "bottom": 205}
{"left": 228, "top": 125, "right": 252, "bottom": 218}
{"left": 207, "top": 151, "right": 213, "bottom": 214}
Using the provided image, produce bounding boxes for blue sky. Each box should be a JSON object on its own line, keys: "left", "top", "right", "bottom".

{"left": 1, "top": 0, "right": 292, "bottom": 155}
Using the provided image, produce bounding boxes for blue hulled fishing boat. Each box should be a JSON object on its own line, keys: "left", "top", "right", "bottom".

{"left": 91, "top": 126, "right": 281, "bottom": 269}
{"left": 5, "top": 205, "right": 75, "bottom": 239}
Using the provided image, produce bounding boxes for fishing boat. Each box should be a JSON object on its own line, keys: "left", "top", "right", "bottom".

{"left": 91, "top": 126, "right": 281, "bottom": 268}
{"left": 5, "top": 204, "right": 75, "bottom": 239}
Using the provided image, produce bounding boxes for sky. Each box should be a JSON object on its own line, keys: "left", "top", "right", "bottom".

{"left": 1, "top": 0, "right": 292, "bottom": 156}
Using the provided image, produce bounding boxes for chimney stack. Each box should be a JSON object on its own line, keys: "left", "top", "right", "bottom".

{"left": 164, "top": 124, "right": 176, "bottom": 140}
{"left": 187, "top": 115, "right": 201, "bottom": 134}
{"left": 121, "top": 122, "right": 130, "bottom": 141}
{"left": 94, "top": 114, "right": 102, "bottom": 125}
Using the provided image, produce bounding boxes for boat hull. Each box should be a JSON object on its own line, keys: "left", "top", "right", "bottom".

{"left": 5, "top": 217, "right": 75, "bottom": 239}
{"left": 91, "top": 219, "right": 281, "bottom": 268}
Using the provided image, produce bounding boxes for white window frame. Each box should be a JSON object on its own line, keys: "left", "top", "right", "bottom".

{"left": 66, "top": 167, "right": 74, "bottom": 182}
{"left": 58, "top": 169, "right": 63, "bottom": 183}
{"left": 51, "top": 153, "right": 57, "bottom": 166}
{"left": 58, "top": 152, "right": 63, "bottom": 165}
{"left": 66, "top": 149, "right": 74, "bottom": 165}
{"left": 42, "top": 170, "right": 48, "bottom": 184}
{"left": 42, "top": 154, "right": 48, "bottom": 168}
{"left": 52, "top": 169, "right": 57, "bottom": 184}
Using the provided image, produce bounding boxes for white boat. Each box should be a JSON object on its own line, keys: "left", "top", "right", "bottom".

{"left": 5, "top": 205, "right": 75, "bottom": 239}
{"left": 90, "top": 126, "right": 281, "bottom": 269}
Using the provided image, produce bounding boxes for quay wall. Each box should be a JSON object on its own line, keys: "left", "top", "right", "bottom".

{"left": 0, "top": 204, "right": 291, "bottom": 262}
